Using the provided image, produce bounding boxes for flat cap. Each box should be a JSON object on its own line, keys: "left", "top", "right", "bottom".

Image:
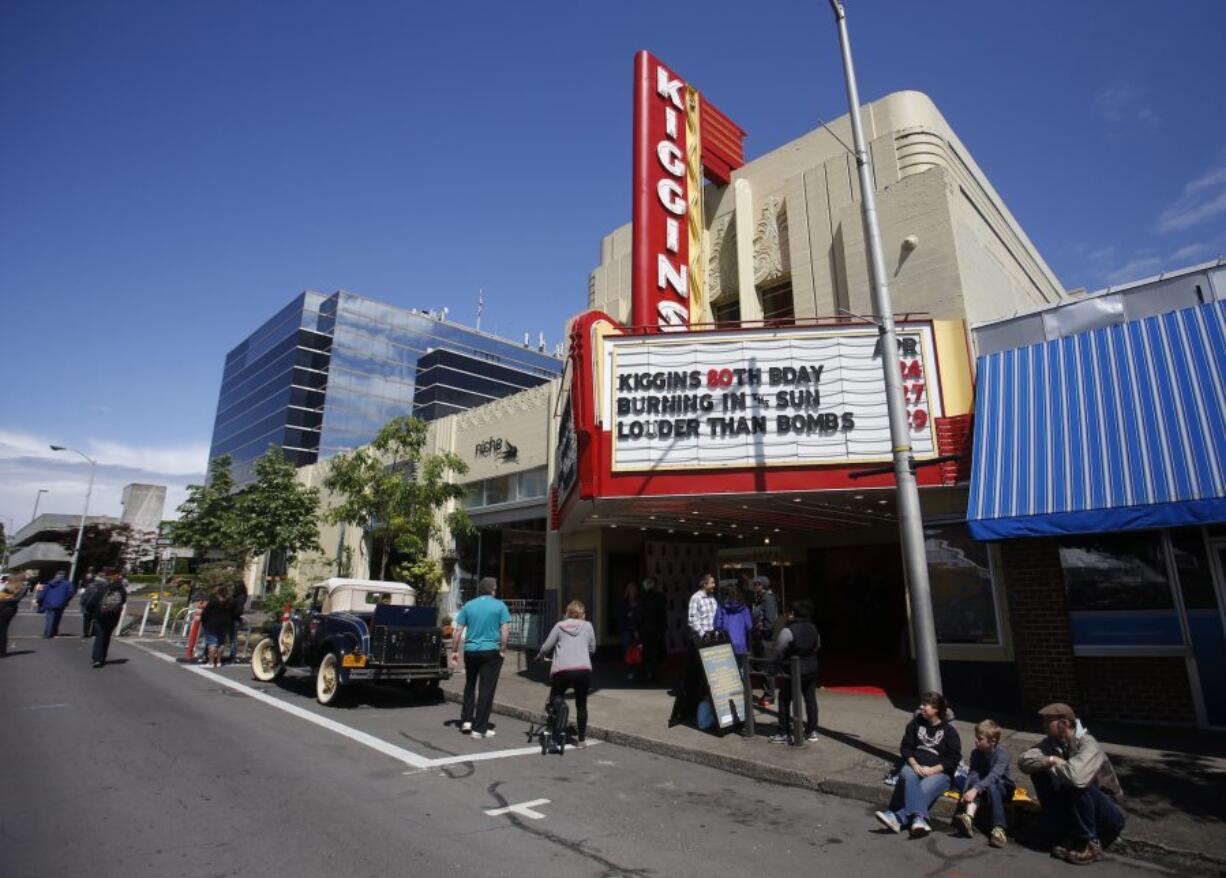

{"left": 1038, "top": 702, "right": 1076, "bottom": 720}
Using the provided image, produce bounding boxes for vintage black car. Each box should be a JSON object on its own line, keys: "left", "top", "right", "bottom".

{"left": 250, "top": 578, "right": 450, "bottom": 705}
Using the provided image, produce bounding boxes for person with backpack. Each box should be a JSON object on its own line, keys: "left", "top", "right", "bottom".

{"left": 227, "top": 575, "right": 248, "bottom": 663}
{"left": 84, "top": 568, "right": 128, "bottom": 668}
{"left": 200, "top": 584, "right": 234, "bottom": 669}
{"left": 770, "top": 601, "right": 821, "bottom": 744}
{"left": 79, "top": 569, "right": 107, "bottom": 639}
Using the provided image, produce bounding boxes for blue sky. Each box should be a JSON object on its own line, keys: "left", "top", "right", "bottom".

{"left": 2, "top": 0, "right": 1224, "bottom": 532}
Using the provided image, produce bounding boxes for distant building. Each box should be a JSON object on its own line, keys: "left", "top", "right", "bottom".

{"left": 6, "top": 513, "right": 121, "bottom": 581}
{"left": 121, "top": 483, "right": 166, "bottom": 533}
{"left": 208, "top": 290, "right": 563, "bottom": 485}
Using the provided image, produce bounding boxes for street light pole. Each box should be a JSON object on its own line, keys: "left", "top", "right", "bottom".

{"left": 826, "top": 0, "right": 942, "bottom": 694}
{"left": 31, "top": 488, "right": 49, "bottom": 525}
{"left": 50, "top": 445, "right": 97, "bottom": 585}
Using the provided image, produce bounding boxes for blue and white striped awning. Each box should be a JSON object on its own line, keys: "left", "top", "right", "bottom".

{"left": 967, "top": 300, "right": 1226, "bottom": 540}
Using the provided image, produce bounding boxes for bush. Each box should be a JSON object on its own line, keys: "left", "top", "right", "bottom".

{"left": 261, "top": 578, "right": 308, "bottom": 619}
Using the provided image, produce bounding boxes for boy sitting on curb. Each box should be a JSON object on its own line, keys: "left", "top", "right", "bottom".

{"left": 955, "top": 719, "right": 1015, "bottom": 847}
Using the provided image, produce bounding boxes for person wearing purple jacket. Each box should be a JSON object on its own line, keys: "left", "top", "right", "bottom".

{"left": 713, "top": 584, "right": 753, "bottom": 675}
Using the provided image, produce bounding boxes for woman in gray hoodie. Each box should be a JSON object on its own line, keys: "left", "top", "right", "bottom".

{"left": 536, "top": 600, "right": 597, "bottom": 747}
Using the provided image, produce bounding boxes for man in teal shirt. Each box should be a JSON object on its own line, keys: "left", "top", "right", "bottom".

{"left": 451, "top": 577, "right": 511, "bottom": 738}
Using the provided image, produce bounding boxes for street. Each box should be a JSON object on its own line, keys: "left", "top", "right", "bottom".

{"left": 2, "top": 612, "right": 1166, "bottom": 878}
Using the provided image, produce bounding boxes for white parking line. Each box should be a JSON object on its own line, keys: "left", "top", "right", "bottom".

{"left": 121, "top": 640, "right": 595, "bottom": 769}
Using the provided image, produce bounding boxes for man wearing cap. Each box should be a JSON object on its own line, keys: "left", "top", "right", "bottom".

{"left": 751, "top": 575, "right": 779, "bottom": 708}
{"left": 1018, "top": 702, "right": 1126, "bottom": 865}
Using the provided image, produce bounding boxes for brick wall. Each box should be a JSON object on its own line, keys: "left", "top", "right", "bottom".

{"left": 1075, "top": 657, "right": 1198, "bottom": 726}
{"left": 998, "top": 538, "right": 1082, "bottom": 711}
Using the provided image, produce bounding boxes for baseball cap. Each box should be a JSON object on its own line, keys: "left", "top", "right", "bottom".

{"left": 1038, "top": 702, "right": 1076, "bottom": 721}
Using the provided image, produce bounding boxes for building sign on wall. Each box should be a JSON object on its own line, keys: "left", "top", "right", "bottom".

{"left": 474, "top": 437, "right": 518, "bottom": 463}
{"left": 555, "top": 397, "right": 577, "bottom": 504}
{"left": 632, "top": 51, "right": 745, "bottom": 334}
{"left": 602, "top": 325, "right": 942, "bottom": 471}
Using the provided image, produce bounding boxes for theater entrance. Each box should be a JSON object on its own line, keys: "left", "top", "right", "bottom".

{"left": 807, "top": 544, "right": 913, "bottom": 695}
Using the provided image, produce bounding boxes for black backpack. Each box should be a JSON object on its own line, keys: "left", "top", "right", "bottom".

{"left": 98, "top": 586, "right": 124, "bottom": 617}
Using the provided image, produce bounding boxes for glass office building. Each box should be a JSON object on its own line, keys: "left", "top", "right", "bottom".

{"left": 208, "top": 290, "right": 562, "bottom": 484}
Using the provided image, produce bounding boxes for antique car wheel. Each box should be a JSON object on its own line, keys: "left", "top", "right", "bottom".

{"left": 250, "top": 637, "right": 285, "bottom": 682}
{"left": 316, "top": 652, "right": 342, "bottom": 705}
{"left": 277, "top": 620, "right": 299, "bottom": 664}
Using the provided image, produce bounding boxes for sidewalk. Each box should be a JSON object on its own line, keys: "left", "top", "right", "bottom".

{"left": 443, "top": 655, "right": 1226, "bottom": 874}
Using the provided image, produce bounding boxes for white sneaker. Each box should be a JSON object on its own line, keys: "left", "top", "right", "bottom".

{"left": 874, "top": 810, "right": 902, "bottom": 833}
{"left": 909, "top": 817, "right": 931, "bottom": 837}
{"left": 460, "top": 721, "right": 472, "bottom": 733}
{"left": 475, "top": 728, "right": 496, "bottom": 738}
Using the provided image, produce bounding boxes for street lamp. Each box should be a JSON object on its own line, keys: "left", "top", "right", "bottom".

{"left": 827, "top": 0, "right": 942, "bottom": 693}
{"left": 50, "top": 445, "right": 97, "bottom": 584}
{"left": 30, "top": 488, "right": 49, "bottom": 525}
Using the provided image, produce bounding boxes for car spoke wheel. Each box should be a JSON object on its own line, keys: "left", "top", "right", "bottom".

{"left": 278, "top": 620, "right": 298, "bottom": 664}
{"left": 250, "top": 637, "right": 284, "bottom": 682}
{"left": 316, "top": 652, "right": 342, "bottom": 705}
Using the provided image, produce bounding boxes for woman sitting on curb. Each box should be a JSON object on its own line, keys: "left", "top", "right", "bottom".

{"left": 875, "top": 690, "right": 962, "bottom": 837}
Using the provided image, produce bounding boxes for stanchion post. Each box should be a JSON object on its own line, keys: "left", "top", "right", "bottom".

{"left": 791, "top": 655, "right": 803, "bottom": 747}
{"left": 182, "top": 602, "right": 203, "bottom": 661}
{"left": 742, "top": 657, "right": 755, "bottom": 738}
{"left": 138, "top": 601, "right": 152, "bottom": 638}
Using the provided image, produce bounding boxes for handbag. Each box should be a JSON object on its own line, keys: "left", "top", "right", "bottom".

{"left": 624, "top": 642, "right": 643, "bottom": 665}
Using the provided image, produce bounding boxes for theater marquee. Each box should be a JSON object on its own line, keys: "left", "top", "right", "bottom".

{"left": 602, "top": 325, "right": 943, "bottom": 471}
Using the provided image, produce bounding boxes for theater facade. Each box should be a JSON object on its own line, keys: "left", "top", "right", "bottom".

{"left": 293, "top": 54, "right": 1226, "bottom": 730}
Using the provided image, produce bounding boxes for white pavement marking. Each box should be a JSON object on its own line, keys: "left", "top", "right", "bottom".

{"left": 484, "top": 799, "right": 550, "bottom": 820}
{"left": 121, "top": 640, "right": 596, "bottom": 770}
{"left": 125, "top": 641, "right": 433, "bottom": 769}
{"left": 428, "top": 742, "right": 597, "bottom": 767}
{"left": 15, "top": 703, "right": 69, "bottom": 711}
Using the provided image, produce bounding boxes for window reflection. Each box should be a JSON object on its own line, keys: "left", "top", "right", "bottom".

{"left": 924, "top": 523, "right": 999, "bottom": 644}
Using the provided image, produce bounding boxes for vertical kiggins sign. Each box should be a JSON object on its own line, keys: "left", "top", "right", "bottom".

{"left": 632, "top": 51, "right": 705, "bottom": 333}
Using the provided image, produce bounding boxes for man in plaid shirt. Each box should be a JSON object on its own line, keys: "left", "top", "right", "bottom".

{"left": 687, "top": 574, "right": 718, "bottom": 641}
{"left": 671, "top": 572, "right": 720, "bottom": 727}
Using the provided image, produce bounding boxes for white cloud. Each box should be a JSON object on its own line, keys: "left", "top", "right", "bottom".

{"left": 1171, "top": 242, "right": 1211, "bottom": 262}
{"left": 1093, "top": 86, "right": 1159, "bottom": 127}
{"left": 1156, "top": 152, "right": 1226, "bottom": 233}
{"left": 1103, "top": 255, "right": 1163, "bottom": 286}
{"left": 0, "top": 429, "right": 206, "bottom": 534}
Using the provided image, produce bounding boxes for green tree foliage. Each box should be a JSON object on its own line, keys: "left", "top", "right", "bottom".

{"left": 172, "top": 449, "right": 321, "bottom": 566}
{"left": 235, "top": 446, "right": 322, "bottom": 566}
{"left": 323, "top": 416, "right": 472, "bottom": 589}
{"left": 60, "top": 523, "right": 133, "bottom": 581}
{"left": 171, "top": 454, "right": 241, "bottom": 560}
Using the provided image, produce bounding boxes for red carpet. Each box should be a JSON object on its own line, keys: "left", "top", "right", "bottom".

{"left": 819, "top": 657, "right": 913, "bottom": 697}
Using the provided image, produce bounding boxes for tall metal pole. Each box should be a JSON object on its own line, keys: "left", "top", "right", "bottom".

{"left": 31, "top": 488, "right": 48, "bottom": 525}
{"left": 827, "top": 0, "right": 942, "bottom": 694}
{"left": 50, "top": 446, "right": 97, "bottom": 585}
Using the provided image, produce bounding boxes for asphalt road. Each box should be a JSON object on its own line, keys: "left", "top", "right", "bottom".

{"left": 2, "top": 611, "right": 1167, "bottom": 878}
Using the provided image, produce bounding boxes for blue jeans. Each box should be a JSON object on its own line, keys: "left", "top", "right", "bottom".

{"left": 1031, "top": 771, "right": 1126, "bottom": 844}
{"left": 42, "top": 607, "right": 65, "bottom": 638}
{"left": 960, "top": 770, "right": 1015, "bottom": 830}
{"left": 888, "top": 765, "right": 951, "bottom": 825}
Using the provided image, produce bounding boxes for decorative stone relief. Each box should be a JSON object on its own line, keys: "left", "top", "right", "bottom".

{"left": 753, "top": 197, "right": 790, "bottom": 287}
{"left": 706, "top": 212, "right": 738, "bottom": 303}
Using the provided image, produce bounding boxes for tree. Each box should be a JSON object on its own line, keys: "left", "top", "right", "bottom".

{"left": 171, "top": 454, "right": 242, "bottom": 560}
{"left": 61, "top": 523, "right": 132, "bottom": 579}
{"left": 324, "top": 416, "right": 472, "bottom": 589}
{"left": 234, "top": 446, "right": 322, "bottom": 567}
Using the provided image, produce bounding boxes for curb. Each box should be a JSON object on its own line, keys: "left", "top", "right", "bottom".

{"left": 445, "top": 688, "right": 1226, "bottom": 875}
